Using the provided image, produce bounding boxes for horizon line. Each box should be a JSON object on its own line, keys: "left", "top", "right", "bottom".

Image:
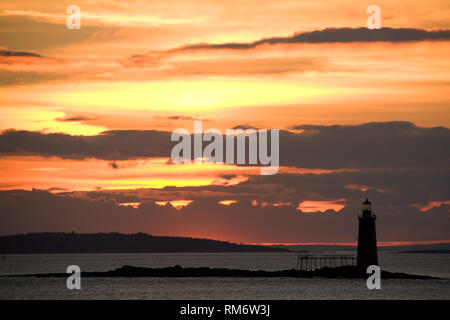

{"left": 250, "top": 240, "right": 450, "bottom": 247}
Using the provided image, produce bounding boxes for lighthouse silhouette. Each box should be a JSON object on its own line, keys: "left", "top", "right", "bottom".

{"left": 357, "top": 198, "right": 378, "bottom": 270}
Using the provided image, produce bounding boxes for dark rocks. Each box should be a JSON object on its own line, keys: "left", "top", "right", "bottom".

{"left": 8, "top": 265, "right": 440, "bottom": 279}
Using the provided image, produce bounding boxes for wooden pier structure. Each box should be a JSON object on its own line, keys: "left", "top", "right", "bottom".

{"left": 296, "top": 251, "right": 356, "bottom": 271}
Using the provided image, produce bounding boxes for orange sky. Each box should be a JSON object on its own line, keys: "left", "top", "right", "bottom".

{"left": 1, "top": 0, "right": 449, "bottom": 135}
{"left": 0, "top": 1, "right": 449, "bottom": 242}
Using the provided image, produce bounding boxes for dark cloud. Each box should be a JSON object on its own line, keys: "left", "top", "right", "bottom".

{"left": 0, "top": 50, "right": 42, "bottom": 57}
{"left": 108, "top": 161, "right": 119, "bottom": 169}
{"left": 174, "top": 28, "right": 450, "bottom": 52}
{"left": 1, "top": 122, "right": 448, "bottom": 169}
{"left": 282, "top": 121, "right": 450, "bottom": 169}
{"left": 232, "top": 124, "right": 257, "bottom": 130}
{"left": 0, "top": 188, "right": 448, "bottom": 243}
{"left": 55, "top": 115, "right": 98, "bottom": 122}
{"left": 0, "top": 129, "right": 172, "bottom": 160}
{"left": 153, "top": 115, "right": 210, "bottom": 121}
{"left": 55, "top": 115, "right": 96, "bottom": 122}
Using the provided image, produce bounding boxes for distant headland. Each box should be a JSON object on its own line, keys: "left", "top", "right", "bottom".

{"left": 0, "top": 232, "right": 289, "bottom": 254}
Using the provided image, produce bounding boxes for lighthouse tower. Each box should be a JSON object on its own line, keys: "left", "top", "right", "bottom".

{"left": 357, "top": 198, "right": 378, "bottom": 270}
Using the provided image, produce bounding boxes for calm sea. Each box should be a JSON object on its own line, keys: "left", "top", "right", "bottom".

{"left": 0, "top": 252, "right": 448, "bottom": 299}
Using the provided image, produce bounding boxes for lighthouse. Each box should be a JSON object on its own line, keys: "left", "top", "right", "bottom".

{"left": 357, "top": 198, "right": 378, "bottom": 270}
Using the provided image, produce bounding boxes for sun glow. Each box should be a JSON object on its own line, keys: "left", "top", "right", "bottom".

{"left": 296, "top": 199, "right": 346, "bottom": 213}
{"left": 170, "top": 200, "right": 193, "bottom": 210}
{"left": 218, "top": 200, "right": 238, "bottom": 206}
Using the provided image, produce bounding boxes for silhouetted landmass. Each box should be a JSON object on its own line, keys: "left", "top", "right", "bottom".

{"left": 273, "top": 242, "right": 450, "bottom": 252}
{"left": 0, "top": 232, "right": 289, "bottom": 254}
{"left": 8, "top": 265, "right": 439, "bottom": 279}
{"left": 400, "top": 250, "right": 450, "bottom": 254}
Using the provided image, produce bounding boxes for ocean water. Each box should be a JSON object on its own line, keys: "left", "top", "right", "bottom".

{"left": 0, "top": 252, "right": 449, "bottom": 299}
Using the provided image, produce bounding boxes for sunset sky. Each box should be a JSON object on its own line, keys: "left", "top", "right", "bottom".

{"left": 0, "top": 0, "right": 449, "bottom": 244}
